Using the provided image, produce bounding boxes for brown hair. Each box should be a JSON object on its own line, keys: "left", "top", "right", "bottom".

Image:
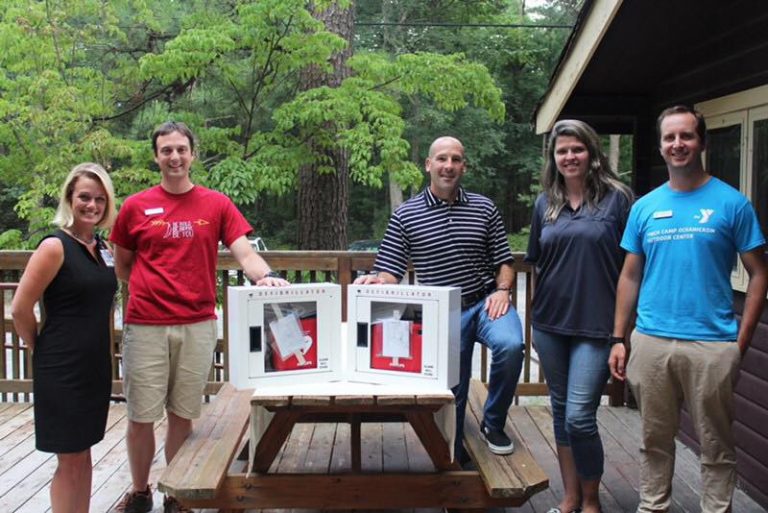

{"left": 656, "top": 105, "right": 707, "bottom": 147}
{"left": 151, "top": 121, "right": 196, "bottom": 155}
{"left": 540, "top": 119, "right": 633, "bottom": 222}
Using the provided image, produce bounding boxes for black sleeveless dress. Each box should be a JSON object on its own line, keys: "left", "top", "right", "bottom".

{"left": 33, "top": 230, "right": 117, "bottom": 453}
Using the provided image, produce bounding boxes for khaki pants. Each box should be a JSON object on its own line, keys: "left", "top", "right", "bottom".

{"left": 626, "top": 330, "right": 741, "bottom": 513}
{"left": 122, "top": 320, "right": 218, "bottom": 422}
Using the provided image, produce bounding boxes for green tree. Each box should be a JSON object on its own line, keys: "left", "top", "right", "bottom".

{"left": 1, "top": 0, "right": 145, "bottom": 243}
{"left": 0, "top": 0, "right": 508, "bottom": 250}
{"left": 352, "top": 0, "right": 577, "bottom": 234}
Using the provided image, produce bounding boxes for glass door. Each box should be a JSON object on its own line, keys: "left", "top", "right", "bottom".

{"left": 748, "top": 106, "right": 768, "bottom": 243}
{"left": 705, "top": 112, "right": 748, "bottom": 288}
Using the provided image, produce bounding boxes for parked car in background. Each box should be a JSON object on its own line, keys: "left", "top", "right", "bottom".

{"left": 347, "top": 239, "right": 380, "bottom": 252}
{"left": 248, "top": 237, "right": 268, "bottom": 252}
{"left": 219, "top": 237, "right": 269, "bottom": 283}
{"left": 219, "top": 237, "right": 268, "bottom": 252}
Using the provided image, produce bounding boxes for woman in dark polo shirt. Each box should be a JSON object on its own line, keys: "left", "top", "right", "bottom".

{"left": 525, "top": 120, "right": 633, "bottom": 513}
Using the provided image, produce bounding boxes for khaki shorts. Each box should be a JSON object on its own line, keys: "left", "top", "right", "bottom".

{"left": 122, "top": 320, "right": 217, "bottom": 423}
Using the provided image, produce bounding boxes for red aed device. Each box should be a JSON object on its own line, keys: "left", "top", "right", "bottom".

{"left": 370, "top": 321, "right": 423, "bottom": 373}
{"left": 270, "top": 316, "right": 318, "bottom": 371}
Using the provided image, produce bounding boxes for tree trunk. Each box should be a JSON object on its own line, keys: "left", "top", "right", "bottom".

{"left": 388, "top": 173, "right": 404, "bottom": 213}
{"left": 297, "top": 2, "right": 354, "bottom": 250}
{"left": 609, "top": 134, "right": 621, "bottom": 173}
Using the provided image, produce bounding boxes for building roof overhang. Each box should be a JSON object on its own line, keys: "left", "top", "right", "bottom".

{"left": 534, "top": 0, "right": 768, "bottom": 134}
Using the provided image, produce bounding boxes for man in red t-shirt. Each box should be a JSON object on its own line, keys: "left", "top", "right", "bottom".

{"left": 110, "top": 121, "right": 287, "bottom": 513}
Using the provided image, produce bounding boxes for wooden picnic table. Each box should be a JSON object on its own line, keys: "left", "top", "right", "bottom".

{"left": 248, "top": 382, "right": 457, "bottom": 474}
{"left": 158, "top": 380, "right": 548, "bottom": 511}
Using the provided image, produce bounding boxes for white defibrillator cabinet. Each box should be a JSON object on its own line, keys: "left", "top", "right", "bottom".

{"left": 228, "top": 284, "right": 342, "bottom": 387}
{"left": 346, "top": 285, "right": 460, "bottom": 390}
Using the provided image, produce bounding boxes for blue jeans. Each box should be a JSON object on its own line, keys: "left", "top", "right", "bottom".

{"left": 533, "top": 328, "right": 611, "bottom": 480}
{"left": 452, "top": 299, "right": 524, "bottom": 456}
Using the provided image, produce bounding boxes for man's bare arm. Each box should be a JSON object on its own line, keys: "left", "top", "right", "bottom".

{"left": 736, "top": 247, "right": 768, "bottom": 354}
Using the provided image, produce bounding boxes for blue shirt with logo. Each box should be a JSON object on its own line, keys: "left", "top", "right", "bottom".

{"left": 621, "top": 177, "right": 765, "bottom": 341}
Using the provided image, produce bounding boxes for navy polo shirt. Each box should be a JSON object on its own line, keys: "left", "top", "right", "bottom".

{"left": 374, "top": 187, "right": 514, "bottom": 298}
{"left": 525, "top": 189, "right": 631, "bottom": 338}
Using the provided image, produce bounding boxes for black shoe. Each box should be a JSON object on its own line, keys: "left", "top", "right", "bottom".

{"left": 115, "top": 485, "right": 153, "bottom": 513}
{"left": 480, "top": 421, "right": 515, "bottom": 455}
{"left": 456, "top": 449, "right": 476, "bottom": 469}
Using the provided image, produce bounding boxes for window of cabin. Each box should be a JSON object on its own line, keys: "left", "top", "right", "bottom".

{"left": 697, "top": 85, "right": 768, "bottom": 293}
{"left": 751, "top": 112, "right": 768, "bottom": 240}
{"left": 708, "top": 123, "right": 742, "bottom": 190}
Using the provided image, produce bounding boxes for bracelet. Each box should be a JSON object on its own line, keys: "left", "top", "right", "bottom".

{"left": 495, "top": 287, "right": 511, "bottom": 292}
{"left": 264, "top": 271, "right": 281, "bottom": 279}
{"left": 609, "top": 335, "right": 625, "bottom": 346}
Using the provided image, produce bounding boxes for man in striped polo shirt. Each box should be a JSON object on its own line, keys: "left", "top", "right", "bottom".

{"left": 356, "top": 136, "right": 525, "bottom": 458}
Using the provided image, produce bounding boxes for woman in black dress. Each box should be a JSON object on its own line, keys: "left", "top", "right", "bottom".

{"left": 12, "top": 163, "right": 117, "bottom": 513}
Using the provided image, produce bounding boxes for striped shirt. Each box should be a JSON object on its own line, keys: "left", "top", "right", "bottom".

{"left": 374, "top": 187, "right": 514, "bottom": 297}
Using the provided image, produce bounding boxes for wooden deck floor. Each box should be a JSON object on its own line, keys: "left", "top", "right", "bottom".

{"left": 0, "top": 401, "right": 762, "bottom": 513}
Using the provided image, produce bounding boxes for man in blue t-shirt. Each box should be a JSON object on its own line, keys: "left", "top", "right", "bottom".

{"left": 609, "top": 105, "right": 767, "bottom": 513}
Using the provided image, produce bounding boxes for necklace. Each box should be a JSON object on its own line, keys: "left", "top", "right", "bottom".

{"left": 66, "top": 229, "right": 96, "bottom": 245}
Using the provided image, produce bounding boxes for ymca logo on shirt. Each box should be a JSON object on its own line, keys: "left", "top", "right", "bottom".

{"left": 695, "top": 208, "right": 715, "bottom": 224}
{"left": 646, "top": 207, "right": 717, "bottom": 244}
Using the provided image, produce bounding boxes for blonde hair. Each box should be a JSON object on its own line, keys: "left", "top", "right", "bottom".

{"left": 541, "top": 119, "right": 633, "bottom": 223}
{"left": 53, "top": 162, "right": 117, "bottom": 230}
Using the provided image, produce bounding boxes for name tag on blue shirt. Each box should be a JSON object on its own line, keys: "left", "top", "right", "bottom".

{"left": 653, "top": 210, "right": 673, "bottom": 219}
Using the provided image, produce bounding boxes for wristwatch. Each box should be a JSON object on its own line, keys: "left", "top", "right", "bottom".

{"left": 609, "top": 335, "right": 625, "bottom": 346}
{"left": 264, "top": 271, "right": 281, "bottom": 279}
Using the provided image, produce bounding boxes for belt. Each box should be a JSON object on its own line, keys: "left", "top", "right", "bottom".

{"left": 461, "top": 287, "right": 492, "bottom": 310}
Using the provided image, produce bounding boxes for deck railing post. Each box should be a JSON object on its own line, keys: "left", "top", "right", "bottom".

{"left": 337, "top": 253, "right": 351, "bottom": 322}
{"left": 0, "top": 286, "right": 8, "bottom": 402}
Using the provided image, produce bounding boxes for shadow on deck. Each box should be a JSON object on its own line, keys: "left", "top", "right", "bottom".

{"left": 0, "top": 401, "right": 761, "bottom": 513}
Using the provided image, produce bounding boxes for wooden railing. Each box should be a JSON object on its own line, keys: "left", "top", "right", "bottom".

{"left": 0, "top": 250, "right": 624, "bottom": 405}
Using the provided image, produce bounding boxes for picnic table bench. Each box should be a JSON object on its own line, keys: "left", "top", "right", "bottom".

{"left": 158, "top": 380, "right": 548, "bottom": 511}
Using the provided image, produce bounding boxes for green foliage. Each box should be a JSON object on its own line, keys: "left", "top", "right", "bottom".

{"left": 263, "top": 48, "right": 506, "bottom": 195}
{"left": 619, "top": 134, "right": 635, "bottom": 183}
{"left": 0, "top": 0, "right": 575, "bottom": 248}
{"left": 0, "top": 0, "right": 159, "bottom": 241}
{"left": 507, "top": 226, "right": 530, "bottom": 252}
{"left": 354, "top": 0, "right": 577, "bottom": 233}
{"left": 0, "top": 229, "right": 23, "bottom": 250}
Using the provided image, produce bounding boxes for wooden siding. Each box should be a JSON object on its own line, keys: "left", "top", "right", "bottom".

{"left": 679, "top": 293, "right": 768, "bottom": 508}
